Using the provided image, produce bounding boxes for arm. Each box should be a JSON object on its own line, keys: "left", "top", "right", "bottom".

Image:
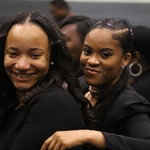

{"left": 41, "top": 113, "right": 150, "bottom": 150}
{"left": 103, "top": 113, "right": 150, "bottom": 150}
{"left": 41, "top": 130, "right": 106, "bottom": 150}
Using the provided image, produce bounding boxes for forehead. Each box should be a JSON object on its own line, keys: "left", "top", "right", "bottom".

{"left": 7, "top": 23, "right": 48, "bottom": 40}
{"left": 9, "top": 23, "right": 44, "bottom": 33}
{"left": 85, "top": 28, "right": 121, "bottom": 50}
{"left": 86, "top": 28, "right": 114, "bottom": 41}
{"left": 61, "top": 24, "right": 78, "bottom": 35}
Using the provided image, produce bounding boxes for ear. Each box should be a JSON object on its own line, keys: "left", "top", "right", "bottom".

{"left": 131, "top": 51, "right": 141, "bottom": 63}
{"left": 121, "top": 52, "right": 131, "bottom": 67}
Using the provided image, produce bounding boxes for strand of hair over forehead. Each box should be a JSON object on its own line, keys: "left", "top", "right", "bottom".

{"left": 92, "top": 18, "right": 128, "bottom": 31}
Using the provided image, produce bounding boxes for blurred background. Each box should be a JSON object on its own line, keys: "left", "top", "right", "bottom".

{"left": 0, "top": 0, "right": 150, "bottom": 28}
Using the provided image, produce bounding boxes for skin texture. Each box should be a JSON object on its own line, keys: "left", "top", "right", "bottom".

{"left": 4, "top": 23, "right": 50, "bottom": 97}
{"left": 61, "top": 24, "right": 83, "bottom": 75}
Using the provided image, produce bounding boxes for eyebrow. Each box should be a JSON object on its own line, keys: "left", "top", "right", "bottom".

{"left": 83, "top": 44, "right": 92, "bottom": 50}
{"left": 6, "top": 47, "right": 44, "bottom": 51}
{"left": 83, "top": 44, "right": 113, "bottom": 52}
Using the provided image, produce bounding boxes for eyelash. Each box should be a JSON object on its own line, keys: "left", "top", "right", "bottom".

{"left": 9, "top": 52, "right": 18, "bottom": 58}
{"left": 83, "top": 47, "right": 112, "bottom": 58}
{"left": 83, "top": 47, "right": 91, "bottom": 55}
{"left": 7, "top": 52, "right": 41, "bottom": 59}
{"left": 31, "top": 54, "right": 41, "bottom": 59}
{"left": 101, "top": 52, "right": 112, "bottom": 58}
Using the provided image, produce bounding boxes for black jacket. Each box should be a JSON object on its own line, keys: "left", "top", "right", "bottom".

{"left": 90, "top": 85, "right": 150, "bottom": 150}
{"left": 131, "top": 69, "right": 150, "bottom": 102}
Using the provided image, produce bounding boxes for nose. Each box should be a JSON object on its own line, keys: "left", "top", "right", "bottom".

{"left": 87, "top": 55, "right": 100, "bottom": 66}
{"left": 15, "top": 56, "right": 30, "bottom": 70}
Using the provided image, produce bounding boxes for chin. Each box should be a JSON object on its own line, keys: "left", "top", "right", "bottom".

{"left": 15, "top": 84, "right": 33, "bottom": 92}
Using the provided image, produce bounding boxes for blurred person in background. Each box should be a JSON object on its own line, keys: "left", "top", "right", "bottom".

{"left": 59, "top": 15, "right": 97, "bottom": 93}
{"left": 129, "top": 26, "right": 150, "bottom": 102}
{"left": 48, "top": 0, "right": 75, "bottom": 25}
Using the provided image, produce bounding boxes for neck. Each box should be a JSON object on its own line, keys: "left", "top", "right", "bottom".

{"left": 16, "top": 90, "right": 26, "bottom": 109}
{"left": 88, "top": 86, "right": 106, "bottom": 99}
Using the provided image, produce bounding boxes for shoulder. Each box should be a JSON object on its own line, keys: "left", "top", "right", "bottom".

{"left": 27, "top": 86, "right": 80, "bottom": 112}
{"left": 34, "top": 86, "right": 76, "bottom": 104}
{"left": 25, "top": 86, "right": 84, "bottom": 125}
{"left": 109, "top": 84, "right": 150, "bottom": 116}
{"left": 104, "top": 84, "right": 150, "bottom": 131}
{"left": 117, "top": 84, "right": 149, "bottom": 104}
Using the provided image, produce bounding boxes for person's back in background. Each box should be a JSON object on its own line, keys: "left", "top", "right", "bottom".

{"left": 129, "top": 26, "right": 150, "bottom": 102}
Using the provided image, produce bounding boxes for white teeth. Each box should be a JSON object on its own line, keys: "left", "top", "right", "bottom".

{"left": 16, "top": 74, "right": 31, "bottom": 78}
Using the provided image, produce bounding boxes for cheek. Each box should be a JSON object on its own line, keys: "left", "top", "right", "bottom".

{"left": 80, "top": 52, "right": 85, "bottom": 64}
{"left": 102, "top": 60, "right": 121, "bottom": 73}
{"left": 41, "top": 58, "right": 50, "bottom": 72}
{"left": 35, "top": 54, "right": 50, "bottom": 75}
{"left": 36, "top": 62, "right": 50, "bottom": 79}
{"left": 4, "top": 56, "right": 12, "bottom": 71}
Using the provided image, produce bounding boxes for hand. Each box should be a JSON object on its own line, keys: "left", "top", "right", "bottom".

{"left": 40, "top": 130, "right": 86, "bottom": 150}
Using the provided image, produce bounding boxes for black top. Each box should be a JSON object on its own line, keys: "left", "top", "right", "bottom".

{"left": 0, "top": 86, "right": 84, "bottom": 150}
{"left": 78, "top": 76, "right": 88, "bottom": 94}
{"left": 131, "top": 69, "right": 150, "bottom": 102}
{"left": 89, "top": 85, "right": 150, "bottom": 150}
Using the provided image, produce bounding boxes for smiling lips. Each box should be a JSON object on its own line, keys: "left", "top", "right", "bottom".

{"left": 15, "top": 73, "right": 33, "bottom": 78}
{"left": 85, "top": 68, "right": 101, "bottom": 76}
{"left": 13, "top": 72, "right": 34, "bottom": 81}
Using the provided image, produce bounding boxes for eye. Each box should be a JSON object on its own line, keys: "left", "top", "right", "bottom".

{"left": 31, "top": 53, "right": 41, "bottom": 59}
{"left": 9, "top": 52, "right": 18, "bottom": 58}
{"left": 83, "top": 47, "right": 91, "bottom": 55}
{"left": 63, "top": 35, "right": 70, "bottom": 42}
{"left": 101, "top": 52, "right": 112, "bottom": 58}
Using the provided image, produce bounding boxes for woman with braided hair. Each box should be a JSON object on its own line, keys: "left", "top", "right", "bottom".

{"left": 41, "top": 18, "right": 150, "bottom": 150}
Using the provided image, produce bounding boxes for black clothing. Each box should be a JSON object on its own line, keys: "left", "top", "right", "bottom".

{"left": 131, "top": 69, "right": 150, "bottom": 102}
{"left": 90, "top": 85, "right": 150, "bottom": 150}
{"left": 78, "top": 76, "right": 88, "bottom": 94}
{"left": 0, "top": 86, "right": 84, "bottom": 150}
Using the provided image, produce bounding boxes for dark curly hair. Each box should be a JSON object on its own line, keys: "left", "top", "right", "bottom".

{"left": 0, "top": 11, "right": 89, "bottom": 126}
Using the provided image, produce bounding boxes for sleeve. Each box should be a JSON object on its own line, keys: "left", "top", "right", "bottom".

{"left": 9, "top": 89, "right": 84, "bottom": 150}
{"left": 102, "top": 113, "right": 150, "bottom": 150}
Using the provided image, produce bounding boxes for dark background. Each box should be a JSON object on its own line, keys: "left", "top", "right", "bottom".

{"left": 0, "top": 1, "right": 150, "bottom": 28}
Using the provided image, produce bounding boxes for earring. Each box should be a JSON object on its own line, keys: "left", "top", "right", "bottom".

{"left": 51, "top": 62, "right": 54, "bottom": 65}
{"left": 121, "top": 65, "right": 126, "bottom": 69}
{"left": 129, "top": 62, "right": 142, "bottom": 77}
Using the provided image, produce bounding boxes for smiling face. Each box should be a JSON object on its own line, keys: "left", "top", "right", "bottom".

{"left": 80, "top": 28, "right": 130, "bottom": 90}
{"left": 4, "top": 23, "right": 50, "bottom": 93}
